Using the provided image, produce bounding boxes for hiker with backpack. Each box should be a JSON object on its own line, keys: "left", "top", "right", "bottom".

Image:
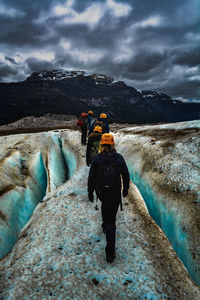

{"left": 87, "top": 110, "right": 94, "bottom": 133}
{"left": 89, "top": 113, "right": 109, "bottom": 135}
{"left": 77, "top": 112, "right": 88, "bottom": 145}
{"left": 88, "top": 133, "right": 130, "bottom": 263}
{"left": 86, "top": 126, "right": 102, "bottom": 166}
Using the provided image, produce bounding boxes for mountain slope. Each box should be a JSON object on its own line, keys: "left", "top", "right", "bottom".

{"left": 0, "top": 69, "right": 199, "bottom": 125}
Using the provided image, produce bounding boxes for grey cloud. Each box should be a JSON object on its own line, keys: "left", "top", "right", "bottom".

{"left": 157, "top": 79, "right": 200, "bottom": 99}
{"left": 25, "top": 58, "right": 58, "bottom": 73}
{"left": 126, "top": 51, "right": 167, "bottom": 74}
{"left": 0, "top": 0, "right": 199, "bottom": 100}
{"left": 173, "top": 47, "right": 200, "bottom": 67}
{"left": 0, "top": 62, "right": 18, "bottom": 81}
{"left": 5, "top": 56, "right": 18, "bottom": 65}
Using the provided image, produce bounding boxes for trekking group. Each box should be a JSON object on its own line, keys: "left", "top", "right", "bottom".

{"left": 77, "top": 111, "right": 130, "bottom": 263}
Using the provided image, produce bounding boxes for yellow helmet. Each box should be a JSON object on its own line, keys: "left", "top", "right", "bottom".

{"left": 100, "top": 113, "right": 107, "bottom": 118}
{"left": 100, "top": 133, "right": 114, "bottom": 145}
{"left": 93, "top": 126, "right": 102, "bottom": 133}
{"left": 88, "top": 110, "right": 93, "bottom": 115}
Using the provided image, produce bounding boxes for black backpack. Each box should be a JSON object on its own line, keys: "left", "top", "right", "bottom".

{"left": 94, "top": 120, "right": 106, "bottom": 133}
{"left": 96, "top": 156, "right": 117, "bottom": 195}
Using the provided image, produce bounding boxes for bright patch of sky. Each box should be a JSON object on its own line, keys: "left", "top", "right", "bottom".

{"left": 106, "top": 0, "right": 132, "bottom": 17}
{"left": 72, "top": 49, "right": 104, "bottom": 63}
{"left": 20, "top": 51, "right": 55, "bottom": 62}
{"left": 60, "top": 40, "right": 71, "bottom": 50}
{"left": 0, "top": 3, "right": 24, "bottom": 17}
{"left": 137, "top": 16, "right": 162, "bottom": 28}
{"left": 185, "top": 32, "right": 200, "bottom": 42}
{"left": 53, "top": 0, "right": 132, "bottom": 27}
{"left": 113, "top": 39, "right": 134, "bottom": 62}
{"left": 189, "top": 75, "right": 200, "bottom": 81}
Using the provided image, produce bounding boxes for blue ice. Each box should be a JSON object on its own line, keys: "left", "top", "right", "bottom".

{"left": 127, "top": 163, "right": 200, "bottom": 285}
{"left": 0, "top": 152, "right": 47, "bottom": 258}
{"left": 0, "top": 134, "right": 78, "bottom": 259}
{"left": 61, "top": 139, "right": 77, "bottom": 179}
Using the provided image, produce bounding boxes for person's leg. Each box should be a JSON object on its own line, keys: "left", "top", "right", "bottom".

{"left": 101, "top": 204, "right": 106, "bottom": 233}
{"left": 101, "top": 193, "right": 120, "bottom": 261}
{"left": 82, "top": 128, "right": 87, "bottom": 145}
{"left": 81, "top": 128, "right": 84, "bottom": 144}
{"left": 105, "top": 201, "right": 119, "bottom": 258}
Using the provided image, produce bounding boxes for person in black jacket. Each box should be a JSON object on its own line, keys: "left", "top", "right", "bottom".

{"left": 87, "top": 110, "right": 94, "bottom": 133}
{"left": 88, "top": 133, "right": 130, "bottom": 263}
{"left": 86, "top": 126, "right": 102, "bottom": 166}
{"left": 89, "top": 113, "right": 109, "bottom": 135}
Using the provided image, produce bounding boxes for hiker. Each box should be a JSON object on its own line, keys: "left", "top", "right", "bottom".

{"left": 86, "top": 126, "right": 102, "bottom": 166}
{"left": 89, "top": 113, "right": 109, "bottom": 135}
{"left": 87, "top": 110, "right": 94, "bottom": 133}
{"left": 88, "top": 133, "right": 130, "bottom": 263}
{"left": 77, "top": 112, "right": 88, "bottom": 145}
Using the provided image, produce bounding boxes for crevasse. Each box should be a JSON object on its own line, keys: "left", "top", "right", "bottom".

{"left": 127, "top": 163, "right": 199, "bottom": 285}
{"left": 0, "top": 133, "right": 77, "bottom": 259}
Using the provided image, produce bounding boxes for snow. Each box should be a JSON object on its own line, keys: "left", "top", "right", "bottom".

{"left": 0, "top": 123, "right": 200, "bottom": 298}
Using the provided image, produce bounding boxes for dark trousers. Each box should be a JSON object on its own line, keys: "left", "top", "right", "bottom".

{"left": 100, "top": 191, "right": 120, "bottom": 256}
{"left": 81, "top": 127, "right": 87, "bottom": 145}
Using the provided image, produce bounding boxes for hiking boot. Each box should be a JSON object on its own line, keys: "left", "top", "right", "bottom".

{"left": 106, "top": 253, "right": 116, "bottom": 263}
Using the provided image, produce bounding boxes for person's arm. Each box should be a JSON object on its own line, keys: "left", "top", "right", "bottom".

{"left": 105, "top": 121, "right": 109, "bottom": 133}
{"left": 88, "top": 116, "right": 91, "bottom": 129}
{"left": 120, "top": 156, "right": 130, "bottom": 197}
{"left": 89, "top": 120, "right": 95, "bottom": 134}
{"left": 86, "top": 139, "right": 91, "bottom": 166}
{"left": 88, "top": 158, "right": 98, "bottom": 201}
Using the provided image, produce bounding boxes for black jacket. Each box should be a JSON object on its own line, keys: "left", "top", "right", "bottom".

{"left": 86, "top": 132, "right": 102, "bottom": 166}
{"left": 89, "top": 118, "right": 109, "bottom": 135}
{"left": 88, "top": 151, "right": 130, "bottom": 200}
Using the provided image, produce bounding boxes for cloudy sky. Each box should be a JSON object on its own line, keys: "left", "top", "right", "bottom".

{"left": 0, "top": 0, "right": 200, "bottom": 101}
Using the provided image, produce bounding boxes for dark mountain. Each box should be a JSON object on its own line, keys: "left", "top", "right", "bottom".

{"left": 0, "top": 69, "right": 199, "bottom": 125}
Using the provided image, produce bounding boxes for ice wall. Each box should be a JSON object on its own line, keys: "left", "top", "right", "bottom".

{"left": 115, "top": 127, "right": 200, "bottom": 285}
{"left": 43, "top": 134, "right": 68, "bottom": 193}
{"left": 61, "top": 138, "right": 77, "bottom": 179}
{"left": 127, "top": 165, "right": 196, "bottom": 283}
{"left": 0, "top": 132, "right": 77, "bottom": 259}
{"left": 0, "top": 151, "right": 47, "bottom": 258}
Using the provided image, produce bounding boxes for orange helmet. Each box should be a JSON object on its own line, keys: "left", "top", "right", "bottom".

{"left": 100, "top": 133, "right": 114, "bottom": 145}
{"left": 88, "top": 110, "right": 93, "bottom": 115}
{"left": 100, "top": 113, "right": 107, "bottom": 118}
{"left": 81, "top": 112, "right": 88, "bottom": 118}
{"left": 93, "top": 126, "right": 102, "bottom": 133}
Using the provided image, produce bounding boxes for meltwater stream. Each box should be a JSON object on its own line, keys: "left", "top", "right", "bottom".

{"left": 0, "top": 133, "right": 77, "bottom": 259}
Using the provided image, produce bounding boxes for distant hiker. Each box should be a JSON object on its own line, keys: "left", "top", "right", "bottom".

{"left": 88, "top": 133, "right": 130, "bottom": 263}
{"left": 77, "top": 112, "right": 88, "bottom": 145}
{"left": 89, "top": 113, "right": 109, "bottom": 135}
{"left": 86, "top": 126, "right": 102, "bottom": 166}
{"left": 87, "top": 110, "right": 94, "bottom": 133}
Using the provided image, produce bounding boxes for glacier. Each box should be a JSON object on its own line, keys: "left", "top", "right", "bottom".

{"left": 0, "top": 132, "right": 78, "bottom": 259}
{"left": 0, "top": 122, "right": 200, "bottom": 299}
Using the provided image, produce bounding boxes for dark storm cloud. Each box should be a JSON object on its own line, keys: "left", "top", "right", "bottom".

{"left": 157, "top": 79, "right": 200, "bottom": 99}
{"left": 0, "top": 0, "right": 199, "bottom": 100}
{"left": 5, "top": 56, "right": 18, "bottom": 65}
{"left": 0, "top": 62, "right": 18, "bottom": 81}
{"left": 25, "top": 58, "right": 58, "bottom": 73}
{"left": 126, "top": 51, "right": 167, "bottom": 74}
{"left": 173, "top": 47, "right": 200, "bottom": 67}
